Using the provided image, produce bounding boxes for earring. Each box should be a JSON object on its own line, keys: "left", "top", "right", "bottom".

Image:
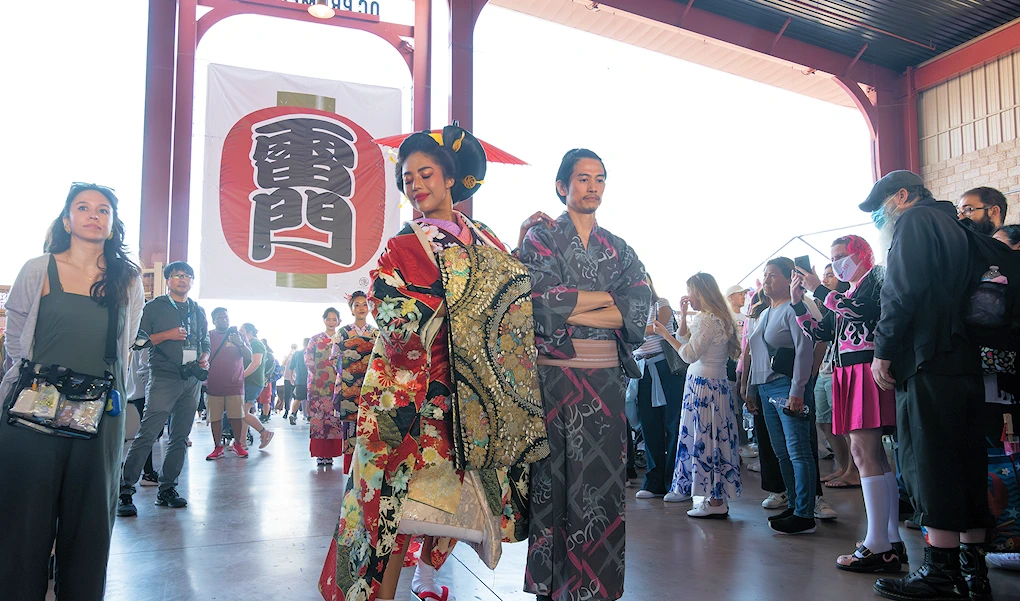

{"left": 108, "top": 231, "right": 114, "bottom": 240}
{"left": 64, "top": 224, "right": 70, "bottom": 233}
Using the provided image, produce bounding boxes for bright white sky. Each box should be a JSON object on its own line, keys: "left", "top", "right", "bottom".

{"left": 0, "top": 0, "right": 877, "bottom": 353}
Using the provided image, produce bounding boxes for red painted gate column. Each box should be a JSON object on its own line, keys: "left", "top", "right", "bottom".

{"left": 139, "top": 0, "right": 178, "bottom": 269}
{"left": 448, "top": 0, "right": 488, "bottom": 217}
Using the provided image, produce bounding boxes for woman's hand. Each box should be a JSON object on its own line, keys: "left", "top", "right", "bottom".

{"left": 679, "top": 296, "right": 690, "bottom": 318}
{"left": 796, "top": 266, "right": 822, "bottom": 292}
{"left": 790, "top": 273, "right": 806, "bottom": 304}
{"left": 786, "top": 395, "right": 805, "bottom": 415}
{"left": 518, "top": 211, "right": 556, "bottom": 249}
{"left": 744, "top": 386, "right": 759, "bottom": 415}
{"left": 651, "top": 320, "right": 670, "bottom": 338}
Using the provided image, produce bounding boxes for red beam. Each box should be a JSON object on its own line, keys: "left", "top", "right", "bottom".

{"left": 139, "top": 0, "right": 177, "bottom": 269}
{"left": 913, "top": 19, "right": 1020, "bottom": 91}
{"left": 448, "top": 0, "right": 488, "bottom": 218}
{"left": 413, "top": 0, "right": 432, "bottom": 130}
{"left": 599, "top": 0, "right": 900, "bottom": 90}
{"left": 169, "top": 0, "right": 198, "bottom": 263}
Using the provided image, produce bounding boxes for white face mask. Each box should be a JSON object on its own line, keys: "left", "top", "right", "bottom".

{"left": 832, "top": 254, "right": 859, "bottom": 282}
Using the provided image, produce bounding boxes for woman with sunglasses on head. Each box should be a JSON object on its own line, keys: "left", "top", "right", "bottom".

{"left": 0, "top": 182, "right": 144, "bottom": 599}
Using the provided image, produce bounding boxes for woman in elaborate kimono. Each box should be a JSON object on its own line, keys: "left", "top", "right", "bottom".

{"left": 655, "top": 272, "right": 742, "bottom": 518}
{"left": 306, "top": 307, "right": 346, "bottom": 466}
{"left": 319, "top": 126, "right": 538, "bottom": 601}
{"left": 330, "top": 291, "right": 378, "bottom": 473}
{"left": 519, "top": 149, "right": 651, "bottom": 601}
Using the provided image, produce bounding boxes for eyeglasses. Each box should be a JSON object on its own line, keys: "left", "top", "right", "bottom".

{"left": 958, "top": 206, "right": 988, "bottom": 217}
{"left": 169, "top": 274, "right": 194, "bottom": 281}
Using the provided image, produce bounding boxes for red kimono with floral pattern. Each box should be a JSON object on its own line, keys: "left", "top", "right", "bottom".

{"left": 319, "top": 214, "right": 520, "bottom": 601}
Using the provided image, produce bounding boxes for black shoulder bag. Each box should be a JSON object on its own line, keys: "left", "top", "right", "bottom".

{"left": 659, "top": 314, "right": 689, "bottom": 376}
{"left": 763, "top": 308, "right": 796, "bottom": 379}
{"left": 5, "top": 302, "right": 119, "bottom": 439}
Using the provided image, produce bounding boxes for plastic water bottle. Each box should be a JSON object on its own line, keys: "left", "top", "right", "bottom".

{"left": 742, "top": 405, "right": 754, "bottom": 434}
{"left": 769, "top": 396, "right": 811, "bottom": 418}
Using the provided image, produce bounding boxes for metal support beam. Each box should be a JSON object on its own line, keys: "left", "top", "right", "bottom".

{"left": 168, "top": 0, "right": 198, "bottom": 263}
{"left": 770, "top": 17, "right": 790, "bottom": 54}
{"left": 913, "top": 18, "right": 1020, "bottom": 91}
{"left": 844, "top": 43, "right": 868, "bottom": 77}
{"left": 139, "top": 0, "right": 177, "bottom": 269}
{"left": 678, "top": 0, "right": 695, "bottom": 27}
{"left": 448, "top": 0, "right": 488, "bottom": 217}
{"left": 598, "top": 0, "right": 900, "bottom": 90}
{"left": 413, "top": 0, "right": 433, "bottom": 130}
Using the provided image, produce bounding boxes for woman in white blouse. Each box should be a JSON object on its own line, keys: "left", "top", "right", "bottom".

{"left": 654, "top": 272, "right": 742, "bottom": 518}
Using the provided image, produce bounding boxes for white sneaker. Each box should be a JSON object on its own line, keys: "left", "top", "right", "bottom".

{"left": 635, "top": 489, "right": 663, "bottom": 499}
{"left": 687, "top": 498, "right": 728, "bottom": 519}
{"left": 738, "top": 446, "right": 759, "bottom": 459}
{"left": 762, "top": 492, "right": 788, "bottom": 509}
{"left": 663, "top": 491, "right": 692, "bottom": 503}
{"left": 987, "top": 552, "right": 1020, "bottom": 571}
{"left": 814, "top": 496, "right": 838, "bottom": 520}
{"left": 747, "top": 461, "right": 762, "bottom": 473}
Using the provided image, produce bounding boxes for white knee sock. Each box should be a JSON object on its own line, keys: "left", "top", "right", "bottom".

{"left": 885, "top": 471, "right": 903, "bottom": 543}
{"left": 861, "top": 475, "right": 892, "bottom": 552}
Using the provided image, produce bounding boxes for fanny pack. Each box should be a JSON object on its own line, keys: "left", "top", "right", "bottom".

{"left": 5, "top": 302, "right": 120, "bottom": 439}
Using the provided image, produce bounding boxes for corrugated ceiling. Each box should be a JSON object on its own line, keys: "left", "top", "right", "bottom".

{"left": 490, "top": 0, "right": 858, "bottom": 108}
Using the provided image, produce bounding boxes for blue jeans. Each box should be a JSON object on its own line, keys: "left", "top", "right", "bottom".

{"left": 758, "top": 376, "right": 817, "bottom": 519}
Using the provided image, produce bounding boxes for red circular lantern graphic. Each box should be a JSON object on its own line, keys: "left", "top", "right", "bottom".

{"left": 219, "top": 106, "right": 386, "bottom": 274}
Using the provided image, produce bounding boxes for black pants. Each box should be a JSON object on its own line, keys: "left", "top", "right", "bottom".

{"left": 635, "top": 358, "right": 685, "bottom": 494}
{"left": 898, "top": 370, "right": 993, "bottom": 531}
{"left": 0, "top": 405, "right": 125, "bottom": 600}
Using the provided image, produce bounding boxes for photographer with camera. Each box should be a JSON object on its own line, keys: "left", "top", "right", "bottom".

{"left": 118, "top": 261, "right": 210, "bottom": 517}
{"left": 204, "top": 308, "right": 250, "bottom": 459}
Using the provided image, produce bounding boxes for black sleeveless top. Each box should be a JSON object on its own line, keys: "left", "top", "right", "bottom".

{"left": 32, "top": 255, "right": 109, "bottom": 377}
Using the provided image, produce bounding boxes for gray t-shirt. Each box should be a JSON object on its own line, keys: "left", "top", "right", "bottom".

{"left": 139, "top": 295, "right": 211, "bottom": 380}
{"left": 748, "top": 303, "right": 814, "bottom": 398}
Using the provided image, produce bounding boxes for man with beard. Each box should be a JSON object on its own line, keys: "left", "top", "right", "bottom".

{"left": 862, "top": 171, "right": 993, "bottom": 601}
{"left": 957, "top": 186, "right": 1008, "bottom": 235}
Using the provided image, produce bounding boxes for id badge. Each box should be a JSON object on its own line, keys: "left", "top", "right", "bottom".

{"left": 182, "top": 349, "right": 198, "bottom": 364}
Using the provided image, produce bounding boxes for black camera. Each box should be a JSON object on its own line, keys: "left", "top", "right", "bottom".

{"left": 180, "top": 361, "right": 209, "bottom": 381}
{"left": 227, "top": 326, "right": 238, "bottom": 336}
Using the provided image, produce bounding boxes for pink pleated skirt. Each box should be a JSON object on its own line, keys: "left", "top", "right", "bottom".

{"left": 831, "top": 363, "right": 896, "bottom": 435}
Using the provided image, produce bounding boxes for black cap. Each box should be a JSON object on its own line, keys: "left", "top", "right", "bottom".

{"left": 860, "top": 170, "right": 924, "bottom": 212}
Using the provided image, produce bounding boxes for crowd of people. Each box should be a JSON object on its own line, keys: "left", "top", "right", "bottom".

{"left": 0, "top": 130, "right": 1017, "bottom": 601}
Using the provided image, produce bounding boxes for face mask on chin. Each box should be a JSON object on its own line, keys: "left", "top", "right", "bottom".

{"left": 832, "top": 254, "right": 860, "bottom": 282}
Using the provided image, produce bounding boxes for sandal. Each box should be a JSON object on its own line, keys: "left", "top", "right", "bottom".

{"left": 836, "top": 544, "right": 902, "bottom": 573}
{"left": 856, "top": 539, "right": 908, "bottom": 566}
{"left": 824, "top": 477, "right": 861, "bottom": 489}
{"left": 413, "top": 585, "right": 453, "bottom": 601}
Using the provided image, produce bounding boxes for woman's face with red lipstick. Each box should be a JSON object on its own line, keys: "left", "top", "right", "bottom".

{"left": 401, "top": 151, "right": 455, "bottom": 218}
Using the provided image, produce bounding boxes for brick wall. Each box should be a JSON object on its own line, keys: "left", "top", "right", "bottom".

{"left": 921, "top": 136, "right": 1020, "bottom": 222}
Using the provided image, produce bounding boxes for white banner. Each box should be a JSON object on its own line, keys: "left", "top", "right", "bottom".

{"left": 201, "top": 63, "right": 402, "bottom": 302}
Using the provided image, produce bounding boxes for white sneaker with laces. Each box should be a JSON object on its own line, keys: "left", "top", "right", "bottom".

{"left": 738, "top": 446, "right": 759, "bottom": 459}
{"left": 687, "top": 498, "right": 728, "bottom": 519}
{"left": 635, "top": 489, "right": 663, "bottom": 499}
{"left": 663, "top": 491, "right": 692, "bottom": 503}
{"left": 814, "top": 496, "right": 838, "bottom": 520}
{"left": 762, "top": 492, "right": 788, "bottom": 509}
{"left": 987, "top": 552, "right": 1020, "bottom": 571}
{"left": 747, "top": 461, "right": 762, "bottom": 473}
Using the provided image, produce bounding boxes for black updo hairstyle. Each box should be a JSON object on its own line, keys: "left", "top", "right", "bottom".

{"left": 348, "top": 290, "right": 368, "bottom": 308}
{"left": 323, "top": 307, "right": 341, "bottom": 320}
{"left": 555, "top": 148, "right": 606, "bottom": 204}
{"left": 395, "top": 134, "right": 457, "bottom": 198}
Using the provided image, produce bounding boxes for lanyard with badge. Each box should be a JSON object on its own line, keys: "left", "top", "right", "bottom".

{"left": 165, "top": 295, "right": 197, "bottom": 365}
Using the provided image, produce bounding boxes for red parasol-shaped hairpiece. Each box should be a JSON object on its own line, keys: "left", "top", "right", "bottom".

{"left": 372, "top": 131, "right": 528, "bottom": 165}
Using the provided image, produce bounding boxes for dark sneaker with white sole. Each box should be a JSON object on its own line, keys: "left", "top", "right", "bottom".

{"left": 116, "top": 494, "right": 137, "bottom": 517}
{"left": 769, "top": 514, "right": 816, "bottom": 535}
{"left": 155, "top": 487, "right": 188, "bottom": 508}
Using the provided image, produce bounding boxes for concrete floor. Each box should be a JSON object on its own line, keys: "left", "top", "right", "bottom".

{"left": 94, "top": 416, "right": 1020, "bottom": 601}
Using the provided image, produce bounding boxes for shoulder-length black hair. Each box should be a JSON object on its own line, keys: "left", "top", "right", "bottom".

{"left": 44, "top": 183, "right": 140, "bottom": 308}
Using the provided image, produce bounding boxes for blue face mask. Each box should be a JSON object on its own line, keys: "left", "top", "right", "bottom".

{"left": 871, "top": 208, "right": 886, "bottom": 230}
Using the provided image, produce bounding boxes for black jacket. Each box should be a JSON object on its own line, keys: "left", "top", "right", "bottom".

{"left": 874, "top": 198, "right": 979, "bottom": 381}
